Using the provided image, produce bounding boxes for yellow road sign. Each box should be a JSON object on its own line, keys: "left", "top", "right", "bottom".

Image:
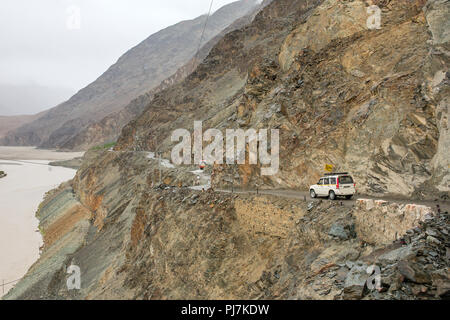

{"left": 325, "top": 164, "right": 334, "bottom": 172}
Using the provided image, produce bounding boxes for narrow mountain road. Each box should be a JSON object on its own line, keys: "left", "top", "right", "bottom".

{"left": 216, "top": 188, "right": 450, "bottom": 212}
{"left": 131, "top": 150, "right": 449, "bottom": 212}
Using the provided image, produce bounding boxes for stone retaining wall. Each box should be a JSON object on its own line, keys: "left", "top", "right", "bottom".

{"left": 234, "top": 197, "right": 302, "bottom": 238}
{"left": 353, "top": 199, "right": 433, "bottom": 245}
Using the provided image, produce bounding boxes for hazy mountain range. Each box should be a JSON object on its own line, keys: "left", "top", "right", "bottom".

{"left": 0, "top": 84, "right": 73, "bottom": 116}
{"left": 0, "top": 0, "right": 260, "bottom": 148}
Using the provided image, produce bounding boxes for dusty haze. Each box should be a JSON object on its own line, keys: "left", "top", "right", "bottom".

{"left": 0, "top": 0, "right": 241, "bottom": 117}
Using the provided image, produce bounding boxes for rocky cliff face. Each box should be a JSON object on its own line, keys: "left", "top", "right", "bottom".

{"left": 114, "top": 0, "right": 449, "bottom": 199}
{"left": 4, "top": 0, "right": 449, "bottom": 300}
{"left": 0, "top": 0, "right": 260, "bottom": 150}
{"left": 3, "top": 149, "right": 448, "bottom": 300}
{"left": 58, "top": 3, "right": 263, "bottom": 151}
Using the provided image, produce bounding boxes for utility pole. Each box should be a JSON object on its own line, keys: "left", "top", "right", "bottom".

{"left": 159, "top": 152, "right": 162, "bottom": 185}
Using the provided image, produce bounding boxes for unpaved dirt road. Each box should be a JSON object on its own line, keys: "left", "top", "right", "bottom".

{"left": 121, "top": 150, "right": 450, "bottom": 212}
{"left": 216, "top": 188, "right": 450, "bottom": 212}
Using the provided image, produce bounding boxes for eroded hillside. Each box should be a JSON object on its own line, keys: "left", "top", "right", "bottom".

{"left": 4, "top": 0, "right": 449, "bottom": 300}
{"left": 116, "top": 0, "right": 449, "bottom": 199}
{"left": 59, "top": 2, "right": 264, "bottom": 151}
{"left": 3, "top": 149, "right": 448, "bottom": 299}
{"left": 1, "top": 0, "right": 260, "bottom": 150}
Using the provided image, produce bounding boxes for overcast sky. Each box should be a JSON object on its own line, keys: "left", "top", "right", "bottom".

{"left": 0, "top": 0, "right": 239, "bottom": 93}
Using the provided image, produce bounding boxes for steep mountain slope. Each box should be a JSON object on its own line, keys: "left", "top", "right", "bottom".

{"left": 59, "top": 3, "right": 263, "bottom": 151}
{"left": 0, "top": 113, "right": 43, "bottom": 139}
{"left": 0, "top": 0, "right": 260, "bottom": 149}
{"left": 115, "top": 0, "right": 449, "bottom": 199}
{"left": 4, "top": 0, "right": 449, "bottom": 301}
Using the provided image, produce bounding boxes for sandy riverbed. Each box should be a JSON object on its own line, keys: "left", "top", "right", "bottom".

{"left": 0, "top": 146, "right": 83, "bottom": 161}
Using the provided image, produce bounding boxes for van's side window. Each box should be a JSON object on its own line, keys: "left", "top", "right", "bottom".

{"left": 339, "top": 176, "right": 354, "bottom": 184}
{"left": 318, "top": 179, "right": 323, "bottom": 185}
{"left": 324, "top": 178, "right": 330, "bottom": 185}
{"left": 330, "top": 178, "right": 336, "bottom": 184}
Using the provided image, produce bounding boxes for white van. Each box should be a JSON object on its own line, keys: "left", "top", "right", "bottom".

{"left": 309, "top": 173, "right": 356, "bottom": 200}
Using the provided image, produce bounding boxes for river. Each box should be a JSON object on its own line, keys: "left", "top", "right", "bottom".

{"left": 0, "top": 147, "right": 83, "bottom": 297}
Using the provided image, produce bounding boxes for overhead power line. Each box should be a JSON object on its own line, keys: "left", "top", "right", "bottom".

{"left": 194, "top": 0, "right": 215, "bottom": 62}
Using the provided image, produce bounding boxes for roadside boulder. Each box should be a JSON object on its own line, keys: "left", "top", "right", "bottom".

{"left": 432, "top": 269, "right": 450, "bottom": 298}
{"left": 377, "top": 245, "right": 415, "bottom": 265}
{"left": 328, "top": 221, "right": 355, "bottom": 240}
{"left": 397, "top": 260, "right": 432, "bottom": 284}
{"left": 343, "top": 262, "right": 368, "bottom": 299}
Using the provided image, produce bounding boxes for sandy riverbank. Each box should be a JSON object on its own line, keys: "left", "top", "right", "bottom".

{"left": 0, "top": 146, "right": 84, "bottom": 161}
{"left": 0, "top": 147, "right": 81, "bottom": 297}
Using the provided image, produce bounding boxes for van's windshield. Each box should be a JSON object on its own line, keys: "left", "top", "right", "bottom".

{"left": 339, "top": 176, "right": 354, "bottom": 184}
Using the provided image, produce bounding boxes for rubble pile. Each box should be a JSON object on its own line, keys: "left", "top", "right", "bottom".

{"left": 336, "top": 209, "right": 450, "bottom": 300}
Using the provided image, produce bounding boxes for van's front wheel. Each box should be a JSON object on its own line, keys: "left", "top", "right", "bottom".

{"left": 329, "top": 191, "right": 336, "bottom": 200}
{"left": 310, "top": 190, "right": 317, "bottom": 199}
